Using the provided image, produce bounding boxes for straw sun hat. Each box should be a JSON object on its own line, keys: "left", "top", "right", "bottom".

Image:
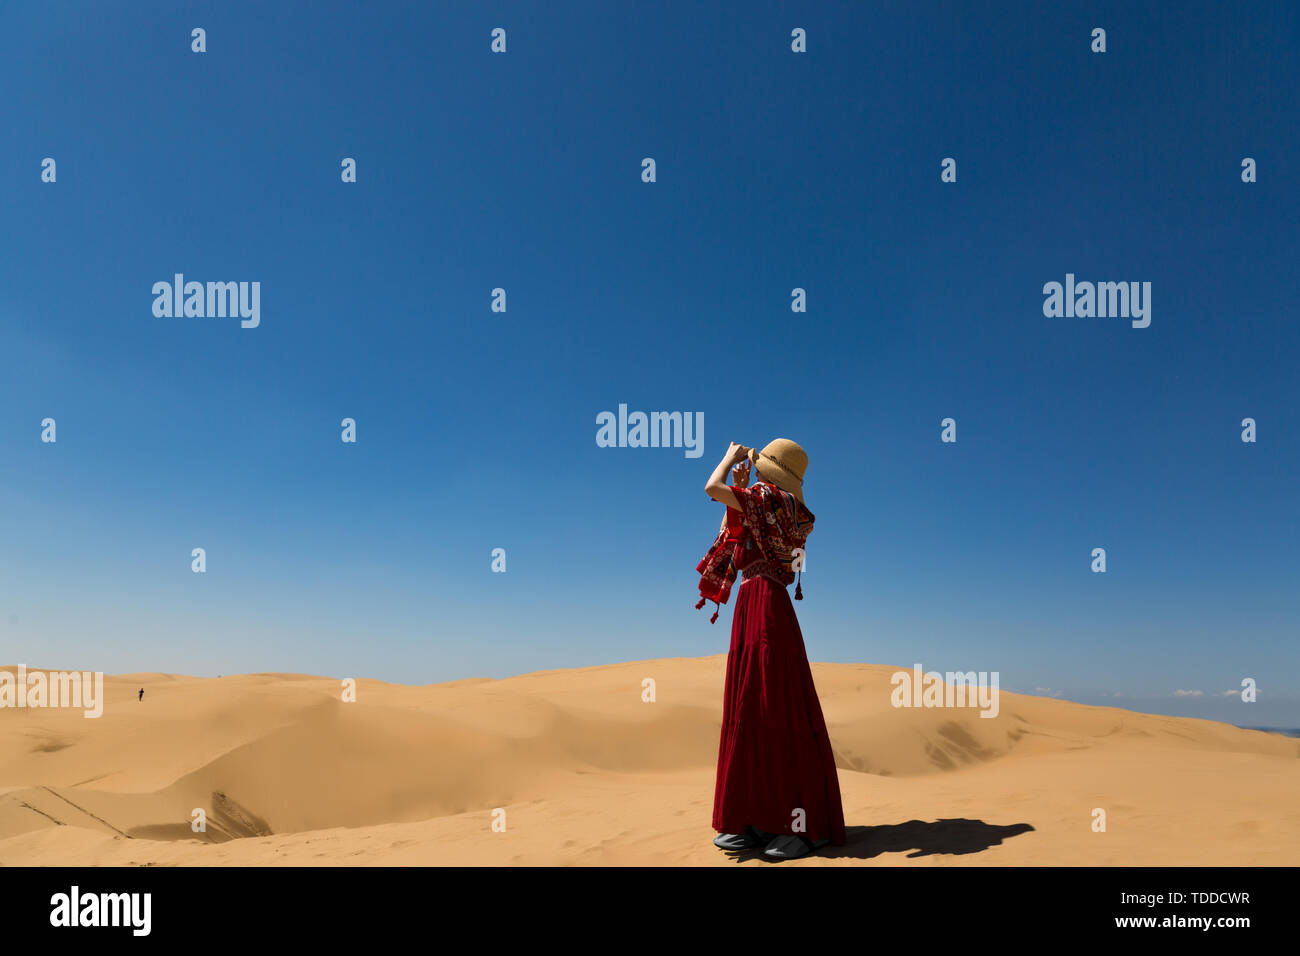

{"left": 747, "top": 438, "right": 809, "bottom": 504}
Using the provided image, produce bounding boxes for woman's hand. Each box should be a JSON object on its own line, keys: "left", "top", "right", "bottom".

{"left": 731, "top": 458, "right": 751, "bottom": 489}
{"left": 705, "top": 442, "right": 751, "bottom": 511}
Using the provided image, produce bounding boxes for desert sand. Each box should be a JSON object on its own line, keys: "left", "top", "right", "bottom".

{"left": 1, "top": 658, "right": 1296, "bottom": 866}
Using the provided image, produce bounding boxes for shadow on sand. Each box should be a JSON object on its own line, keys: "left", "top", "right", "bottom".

{"left": 723, "top": 818, "right": 1035, "bottom": 863}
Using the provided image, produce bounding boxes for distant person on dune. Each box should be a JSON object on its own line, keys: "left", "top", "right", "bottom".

{"left": 698, "top": 439, "right": 846, "bottom": 860}
{"left": 138, "top": 688, "right": 143, "bottom": 702}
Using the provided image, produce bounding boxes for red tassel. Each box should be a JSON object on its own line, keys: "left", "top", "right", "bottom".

{"left": 794, "top": 571, "right": 803, "bottom": 601}
{"left": 710, "top": 604, "right": 720, "bottom": 624}
{"left": 694, "top": 598, "right": 706, "bottom": 610}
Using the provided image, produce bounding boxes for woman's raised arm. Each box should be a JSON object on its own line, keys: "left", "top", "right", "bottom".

{"left": 704, "top": 442, "right": 750, "bottom": 511}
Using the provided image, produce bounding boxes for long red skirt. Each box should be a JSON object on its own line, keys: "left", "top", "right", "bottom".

{"left": 712, "top": 574, "right": 847, "bottom": 844}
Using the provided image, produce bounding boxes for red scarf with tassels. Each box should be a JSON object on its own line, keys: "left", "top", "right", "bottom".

{"left": 695, "top": 482, "right": 812, "bottom": 622}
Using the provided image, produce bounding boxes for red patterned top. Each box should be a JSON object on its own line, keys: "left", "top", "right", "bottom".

{"left": 696, "top": 481, "right": 813, "bottom": 620}
{"left": 732, "top": 481, "right": 814, "bottom": 586}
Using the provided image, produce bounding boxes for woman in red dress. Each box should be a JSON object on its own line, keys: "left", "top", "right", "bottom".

{"left": 700, "top": 439, "right": 846, "bottom": 859}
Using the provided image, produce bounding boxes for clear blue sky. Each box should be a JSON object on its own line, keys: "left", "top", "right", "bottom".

{"left": 2, "top": 1, "right": 1296, "bottom": 727}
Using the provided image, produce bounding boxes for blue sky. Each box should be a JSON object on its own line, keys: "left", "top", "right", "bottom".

{"left": 2, "top": 1, "right": 1296, "bottom": 727}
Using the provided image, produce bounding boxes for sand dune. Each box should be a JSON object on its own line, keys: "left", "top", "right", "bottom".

{"left": 1, "top": 659, "right": 1296, "bottom": 866}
